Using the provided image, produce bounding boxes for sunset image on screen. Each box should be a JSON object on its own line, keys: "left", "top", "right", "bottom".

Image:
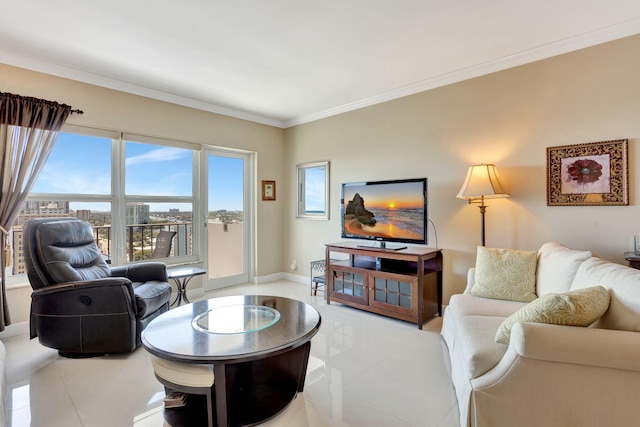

{"left": 343, "top": 180, "right": 425, "bottom": 241}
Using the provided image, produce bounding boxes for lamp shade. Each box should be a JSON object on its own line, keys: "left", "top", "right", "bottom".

{"left": 457, "top": 164, "right": 510, "bottom": 199}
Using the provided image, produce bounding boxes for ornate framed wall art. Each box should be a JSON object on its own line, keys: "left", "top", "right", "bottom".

{"left": 546, "top": 139, "right": 628, "bottom": 206}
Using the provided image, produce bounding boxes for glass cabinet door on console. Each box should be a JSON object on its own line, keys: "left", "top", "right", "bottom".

{"left": 368, "top": 271, "right": 418, "bottom": 318}
{"left": 330, "top": 264, "right": 368, "bottom": 306}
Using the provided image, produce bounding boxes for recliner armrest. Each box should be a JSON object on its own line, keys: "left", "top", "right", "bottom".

{"left": 111, "top": 262, "right": 168, "bottom": 282}
{"left": 31, "top": 277, "right": 133, "bottom": 295}
{"left": 30, "top": 278, "right": 138, "bottom": 339}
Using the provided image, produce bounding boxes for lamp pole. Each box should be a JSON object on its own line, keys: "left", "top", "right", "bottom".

{"left": 478, "top": 196, "right": 486, "bottom": 247}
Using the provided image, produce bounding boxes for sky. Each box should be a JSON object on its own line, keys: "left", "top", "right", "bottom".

{"left": 304, "top": 165, "right": 326, "bottom": 212}
{"left": 32, "top": 132, "right": 244, "bottom": 212}
{"left": 342, "top": 180, "right": 425, "bottom": 210}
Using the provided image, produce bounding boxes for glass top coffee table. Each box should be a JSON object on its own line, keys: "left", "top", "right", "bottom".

{"left": 142, "top": 295, "right": 321, "bottom": 426}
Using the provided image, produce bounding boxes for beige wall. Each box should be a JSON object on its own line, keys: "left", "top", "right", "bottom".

{"left": 284, "top": 34, "right": 640, "bottom": 303}
{"left": 4, "top": 33, "right": 640, "bottom": 323}
{"left": 0, "top": 64, "right": 286, "bottom": 323}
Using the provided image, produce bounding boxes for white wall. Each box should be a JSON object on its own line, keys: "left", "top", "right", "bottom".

{"left": 284, "top": 34, "right": 640, "bottom": 303}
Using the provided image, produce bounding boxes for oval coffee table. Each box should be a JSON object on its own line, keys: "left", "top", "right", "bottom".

{"left": 142, "top": 295, "right": 321, "bottom": 427}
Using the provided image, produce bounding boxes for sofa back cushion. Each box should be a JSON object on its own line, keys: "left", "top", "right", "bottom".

{"left": 536, "top": 242, "right": 592, "bottom": 296}
{"left": 571, "top": 257, "right": 640, "bottom": 332}
{"left": 472, "top": 246, "right": 538, "bottom": 302}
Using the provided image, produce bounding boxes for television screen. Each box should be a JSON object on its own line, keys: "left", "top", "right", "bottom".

{"left": 341, "top": 178, "right": 427, "bottom": 246}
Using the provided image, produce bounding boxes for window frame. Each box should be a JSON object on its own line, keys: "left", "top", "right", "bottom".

{"left": 296, "top": 161, "right": 330, "bottom": 220}
{"left": 7, "top": 127, "right": 201, "bottom": 285}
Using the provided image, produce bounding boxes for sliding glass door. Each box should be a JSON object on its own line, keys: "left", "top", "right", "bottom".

{"left": 203, "top": 149, "right": 252, "bottom": 290}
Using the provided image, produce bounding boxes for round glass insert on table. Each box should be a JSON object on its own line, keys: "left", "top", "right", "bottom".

{"left": 192, "top": 304, "right": 280, "bottom": 334}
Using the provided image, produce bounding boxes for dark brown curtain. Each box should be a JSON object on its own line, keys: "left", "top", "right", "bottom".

{"left": 0, "top": 92, "right": 77, "bottom": 331}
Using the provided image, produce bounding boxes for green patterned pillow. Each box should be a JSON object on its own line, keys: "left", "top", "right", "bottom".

{"left": 471, "top": 246, "right": 538, "bottom": 303}
{"left": 495, "top": 286, "right": 611, "bottom": 344}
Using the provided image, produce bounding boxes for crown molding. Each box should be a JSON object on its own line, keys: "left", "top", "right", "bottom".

{"left": 3, "top": 17, "right": 640, "bottom": 130}
{"left": 0, "top": 50, "right": 286, "bottom": 128}
{"left": 284, "top": 17, "right": 640, "bottom": 128}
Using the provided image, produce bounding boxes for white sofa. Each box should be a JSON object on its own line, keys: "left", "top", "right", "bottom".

{"left": 442, "top": 242, "right": 640, "bottom": 427}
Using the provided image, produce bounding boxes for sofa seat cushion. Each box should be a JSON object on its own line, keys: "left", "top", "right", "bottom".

{"left": 571, "top": 257, "right": 640, "bottom": 332}
{"left": 447, "top": 294, "right": 527, "bottom": 318}
{"left": 133, "top": 281, "right": 172, "bottom": 318}
{"left": 456, "top": 316, "right": 508, "bottom": 379}
{"left": 472, "top": 246, "right": 538, "bottom": 302}
{"left": 536, "top": 242, "right": 592, "bottom": 296}
{"left": 495, "top": 286, "right": 611, "bottom": 344}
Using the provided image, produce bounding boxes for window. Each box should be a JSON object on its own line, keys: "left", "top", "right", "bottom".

{"left": 125, "top": 141, "right": 193, "bottom": 196}
{"left": 124, "top": 139, "right": 196, "bottom": 262}
{"left": 32, "top": 132, "right": 111, "bottom": 194}
{"left": 296, "top": 161, "right": 330, "bottom": 220}
{"left": 8, "top": 128, "right": 199, "bottom": 279}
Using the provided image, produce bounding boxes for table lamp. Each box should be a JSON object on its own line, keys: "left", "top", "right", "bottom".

{"left": 457, "top": 163, "right": 510, "bottom": 246}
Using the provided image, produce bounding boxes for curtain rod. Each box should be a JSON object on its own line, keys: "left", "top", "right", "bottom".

{"left": 1, "top": 91, "right": 83, "bottom": 115}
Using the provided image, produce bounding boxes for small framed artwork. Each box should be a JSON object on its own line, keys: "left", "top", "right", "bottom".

{"left": 262, "top": 180, "right": 276, "bottom": 201}
{"left": 546, "top": 139, "right": 628, "bottom": 206}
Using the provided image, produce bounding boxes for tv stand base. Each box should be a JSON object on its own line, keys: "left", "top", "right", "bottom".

{"left": 326, "top": 242, "right": 443, "bottom": 329}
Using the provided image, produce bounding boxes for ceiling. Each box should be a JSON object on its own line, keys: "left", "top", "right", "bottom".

{"left": 2, "top": 1, "right": 640, "bottom": 128}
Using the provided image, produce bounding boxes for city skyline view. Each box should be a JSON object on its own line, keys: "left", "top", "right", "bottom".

{"left": 31, "top": 132, "right": 245, "bottom": 212}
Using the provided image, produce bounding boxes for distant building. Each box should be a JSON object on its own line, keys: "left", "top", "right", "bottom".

{"left": 76, "top": 209, "right": 91, "bottom": 219}
{"left": 169, "top": 208, "right": 180, "bottom": 214}
{"left": 127, "top": 203, "right": 150, "bottom": 225}
{"left": 13, "top": 201, "right": 73, "bottom": 275}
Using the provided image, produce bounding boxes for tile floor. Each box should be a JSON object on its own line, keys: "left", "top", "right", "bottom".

{"left": 4, "top": 280, "right": 459, "bottom": 427}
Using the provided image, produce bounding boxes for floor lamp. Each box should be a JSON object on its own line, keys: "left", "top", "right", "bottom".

{"left": 457, "top": 164, "right": 510, "bottom": 246}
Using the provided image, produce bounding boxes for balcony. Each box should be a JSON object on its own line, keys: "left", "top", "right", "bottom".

{"left": 11, "top": 223, "right": 193, "bottom": 276}
{"left": 94, "top": 222, "right": 193, "bottom": 262}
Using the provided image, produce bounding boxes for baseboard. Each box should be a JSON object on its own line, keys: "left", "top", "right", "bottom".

{"left": 253, "top": 272, "right": 284, "bottom": 284}
{"left": 282, "top": 272, "right": 308, "bottom": 284}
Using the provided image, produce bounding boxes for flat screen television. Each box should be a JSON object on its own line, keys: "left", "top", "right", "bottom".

{"left": 341, "top": 178, "right": 428, "bottom": 249}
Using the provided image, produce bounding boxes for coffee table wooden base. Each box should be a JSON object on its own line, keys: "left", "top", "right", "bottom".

{"left": 217, "top": 342, "right": 310, "bottom": 427}
{"left": 161, "top": 342, "right": 311, "bottom": 427}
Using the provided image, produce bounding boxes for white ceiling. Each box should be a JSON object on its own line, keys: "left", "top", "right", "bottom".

{"left": 3, "top": 1, "right": 640, "bottom": 128}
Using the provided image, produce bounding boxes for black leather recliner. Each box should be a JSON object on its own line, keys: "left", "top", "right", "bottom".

{"left": 24, "top": 217, "right": 172, "bottom": 357}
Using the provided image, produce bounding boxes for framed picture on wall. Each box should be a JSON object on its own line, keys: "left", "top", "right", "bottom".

{"left": 546, "top": 139, "right": 628, "bottom": 206}
{"left": 262, "top": 180, "right": 276, "bottom": 201}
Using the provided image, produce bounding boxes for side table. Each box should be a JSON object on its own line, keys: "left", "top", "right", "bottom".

{"left": 624, "top": 252, "right": 640, "bottom": 270}
{"left": 167, "top": 267, "right": 206, "bottom": 307}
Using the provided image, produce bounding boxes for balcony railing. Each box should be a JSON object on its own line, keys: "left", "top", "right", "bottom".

{"left": 92, "top": 222, "right": 193, "bottom": 262}
{"left": 10, "top": 222, "right": 193, "bottom": 278}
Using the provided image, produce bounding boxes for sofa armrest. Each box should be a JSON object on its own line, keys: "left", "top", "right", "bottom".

{"left": 475, "top": 322, "right": 640, "bottom": 391}
{"left": 464, "top": 267, "right": 475, "bottom": 294}
{"left": 469, "top": 322, "right": 640, "bottom": 427}
{"left": 111, "top": 262, "right": 168, "bottom": 282}
{"left": 510, "top": 321, "right": 640, "bottom": 371}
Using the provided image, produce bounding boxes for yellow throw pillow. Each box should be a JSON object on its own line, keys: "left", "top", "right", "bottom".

{"left": 472, "top": 246, "right": 538, "bottom": 303}
{"left": 495, "top": 286, "right": 611, "bottom": 345}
